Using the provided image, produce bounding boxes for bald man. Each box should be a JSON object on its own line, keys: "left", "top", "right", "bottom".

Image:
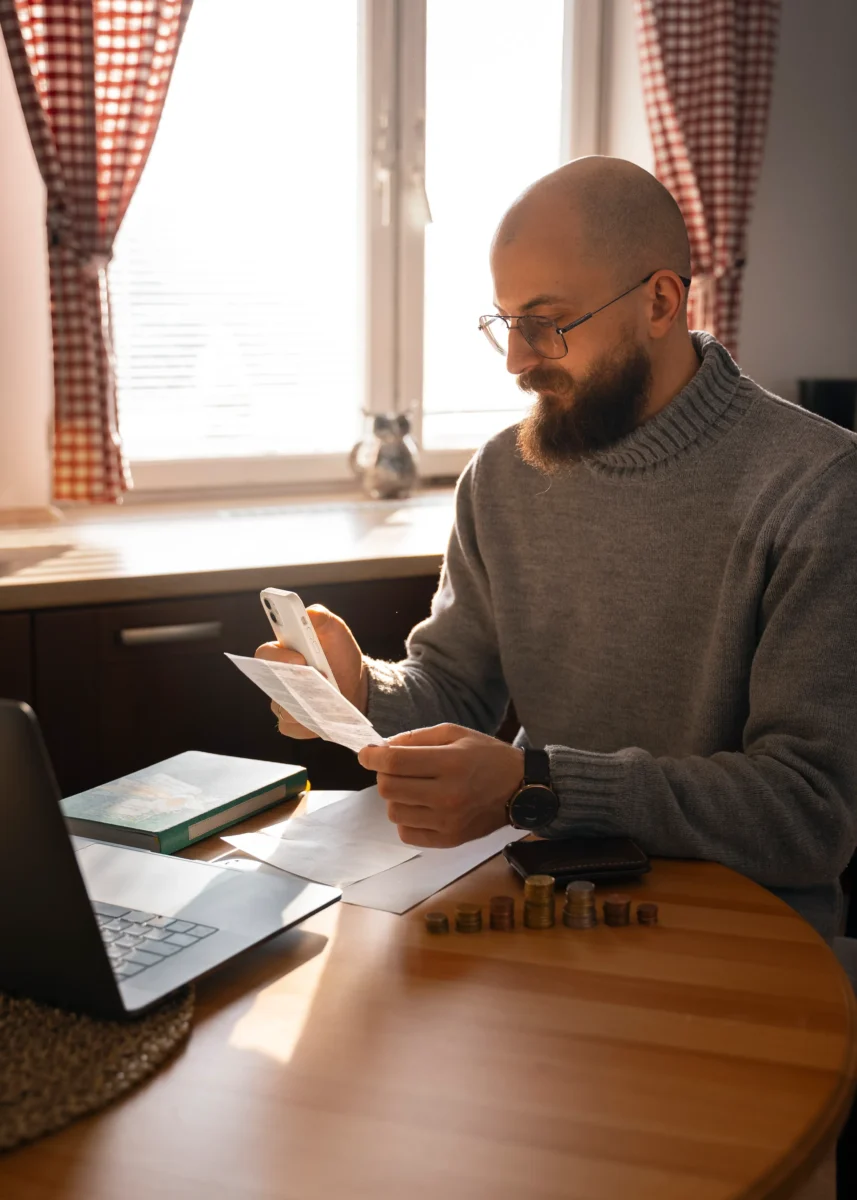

{"left": 258, "top": 156, "right": 857, "bottom": 941}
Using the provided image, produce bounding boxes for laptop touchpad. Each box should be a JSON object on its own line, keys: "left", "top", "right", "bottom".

{"left": 77, "top": 842, "right": 243, "bottom": 922}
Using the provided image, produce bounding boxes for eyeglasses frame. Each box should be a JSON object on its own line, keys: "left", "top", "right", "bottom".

{"left": 478, "top": 269, "right": 693, "bottom": 360}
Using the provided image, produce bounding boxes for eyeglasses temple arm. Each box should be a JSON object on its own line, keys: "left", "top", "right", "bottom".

{"left": 558, "top": 272, "right": 690, "bottom": 335}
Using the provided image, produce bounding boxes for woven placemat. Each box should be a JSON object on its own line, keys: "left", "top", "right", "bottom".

{"left": 0, "top": 986, "right": 194, "bottom": 1152}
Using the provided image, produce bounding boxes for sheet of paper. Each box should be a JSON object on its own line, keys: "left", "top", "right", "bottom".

{"left": 223, "top": 786, "right": 419, "bottom": 887}
{"left": 225, "top": 653, "right": 385, "bottom": 753}
{"left": 227, "top": 785, "right": 529, "bottom": 913}
{"left": 225, "top": 829, "right": 419, "bottom": 888}
{"left": 261, "top": 787, "right": 403, "bottom": 844}
{"left": 342, "top": 820, "right": 529, "bottom": 914}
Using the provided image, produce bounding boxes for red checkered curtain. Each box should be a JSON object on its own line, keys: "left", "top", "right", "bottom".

{"left": 634, "top": 0, "right": 780, "bottom": 358}
{"left": 0, "top": 1, "right": 192, "bottom": 501}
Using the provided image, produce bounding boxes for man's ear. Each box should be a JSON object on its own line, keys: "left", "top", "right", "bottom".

{"left": 648, "top": 270, "right": 686, "bottom": 340}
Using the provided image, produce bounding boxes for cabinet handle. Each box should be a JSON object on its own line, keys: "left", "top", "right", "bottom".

{"left": 118, "top": 621, "right": 224, "bottom": 647}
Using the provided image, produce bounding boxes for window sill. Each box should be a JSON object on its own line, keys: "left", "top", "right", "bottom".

{"left": 118, "top": 446, "right": 472, "bottom": 504}
{"left": 0, "top": 486, "right": 455, "bottom": 611}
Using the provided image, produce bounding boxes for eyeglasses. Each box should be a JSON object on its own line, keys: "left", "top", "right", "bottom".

{"left": 478, "top": 270, "right": 692, "bottom": 360}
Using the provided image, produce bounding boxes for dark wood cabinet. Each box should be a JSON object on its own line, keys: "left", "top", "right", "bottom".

{"left": 33, "top": 575, "right": 438, "bottom": 796}
{"left": 0, "top": 612, "right": 32, "bottom": 705}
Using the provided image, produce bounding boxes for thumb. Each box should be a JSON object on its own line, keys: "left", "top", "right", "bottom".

{"left": 306, "top": 604, "right": 333, "bottom": 629}
{"left": 386, "top": 722, "right": 464, "bottom": 748}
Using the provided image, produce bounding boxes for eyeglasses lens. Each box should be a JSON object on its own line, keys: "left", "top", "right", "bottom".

{"left": 480, "top": 316, "right": 508, "bottom": 355}
{"left": 520, "top": 318, "right": 565, "bottom": 359}
{"left": 479, "top": 316, "right": 565, "bottom": 359}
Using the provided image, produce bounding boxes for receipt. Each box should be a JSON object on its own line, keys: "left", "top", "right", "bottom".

{"left": 225, "top": 654, "right": 385, "bottom": 753}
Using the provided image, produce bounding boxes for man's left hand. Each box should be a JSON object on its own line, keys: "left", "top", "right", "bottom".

{"left": 357, "top": 724, "right": 524, "bottom": 848}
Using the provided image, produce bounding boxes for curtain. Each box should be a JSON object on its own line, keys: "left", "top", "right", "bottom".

{"left": 634, "top": 0, "right": 780, "bottom": 358}
{"left": 0, "top": 1, "right": 193, "bottom": 502}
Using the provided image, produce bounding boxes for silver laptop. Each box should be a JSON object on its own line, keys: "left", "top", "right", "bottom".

{"left": 0, "top": 699, "right": 340, "bottom": 1019}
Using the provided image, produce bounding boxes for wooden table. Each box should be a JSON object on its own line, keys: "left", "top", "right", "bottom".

{"left": 1, "top": 795, "right": 855, "bottom": 1200}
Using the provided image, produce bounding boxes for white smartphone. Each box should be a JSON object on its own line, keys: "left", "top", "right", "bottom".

{"left": 260, "top": 589, "right": 340, "bottom": 692}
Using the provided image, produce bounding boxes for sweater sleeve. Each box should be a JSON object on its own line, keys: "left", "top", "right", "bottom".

{"left": 541, "top": 449, "right": 857, "bottom": 890}
{"left": 365, "top": 453, "right": 510, "bottom": 739}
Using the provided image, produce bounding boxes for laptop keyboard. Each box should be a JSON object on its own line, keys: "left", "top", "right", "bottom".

{"left": 92, "top": 900, "right": 219, "bottom": 980}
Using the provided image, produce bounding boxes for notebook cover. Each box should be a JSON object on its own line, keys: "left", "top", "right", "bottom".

{"left": 60, "top": 751, "right": 307, "bottom": 853}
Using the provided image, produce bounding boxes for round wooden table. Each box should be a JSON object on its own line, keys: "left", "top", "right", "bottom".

{"left": 0, "top": 833, "right": 854, "bottom": 1199}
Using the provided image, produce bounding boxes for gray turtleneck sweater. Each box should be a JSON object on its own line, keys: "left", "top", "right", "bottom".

{"left": 366, "top": 332, "right": 857, "bottom": 940}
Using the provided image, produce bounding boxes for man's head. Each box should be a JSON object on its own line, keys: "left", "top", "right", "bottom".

{"left": 488, "top": 156, "right": 693, "bottom": 473}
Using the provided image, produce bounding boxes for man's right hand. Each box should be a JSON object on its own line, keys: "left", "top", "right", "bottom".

{"left": 254, "top": 604, "right": 368, "bottom": 739}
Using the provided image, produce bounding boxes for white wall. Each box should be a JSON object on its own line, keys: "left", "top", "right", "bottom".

{"left": 739, "top": 0, "right": 857, "bottom": 402}
{"left": 0, "top": 37, "right": 52, "bottom": 512}
{"left": 602, "top": 0, "right": 857, "bottom": 404}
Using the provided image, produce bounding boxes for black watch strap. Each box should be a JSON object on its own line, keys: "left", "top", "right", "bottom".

{"left": 523, "top": 747, "right": 551, "bottom": 787}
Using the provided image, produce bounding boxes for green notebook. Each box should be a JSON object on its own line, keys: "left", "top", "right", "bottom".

{"left": 60, "top": 751, "right": 307, "bottom": 854}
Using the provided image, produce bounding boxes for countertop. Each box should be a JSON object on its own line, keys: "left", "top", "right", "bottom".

{"left": 0, "top": 489, "right": 455, "bottom": 611}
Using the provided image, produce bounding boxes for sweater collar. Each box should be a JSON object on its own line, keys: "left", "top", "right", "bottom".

{"left": 579, "top": 331, "right": 749, "bottom": 478}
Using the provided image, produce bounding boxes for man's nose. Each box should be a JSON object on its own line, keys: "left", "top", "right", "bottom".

{"left": 505, "top": 325, "right": 543, "bottom": 376}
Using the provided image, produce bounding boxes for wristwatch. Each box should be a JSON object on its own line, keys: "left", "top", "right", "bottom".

{"left": 506, "top": 748, "right": 560, "bottom": 831}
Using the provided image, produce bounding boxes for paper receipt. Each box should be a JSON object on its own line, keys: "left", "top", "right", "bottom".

{"left": 225, "top": 654, "right": 385, "bottom": 753}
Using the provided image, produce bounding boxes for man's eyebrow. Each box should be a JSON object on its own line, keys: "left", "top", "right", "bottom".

{"left": 493, "top": 293, "right": 567, "bottom": 315}
{"left": 520, "top": 293, "right": 565, "bottom": 313}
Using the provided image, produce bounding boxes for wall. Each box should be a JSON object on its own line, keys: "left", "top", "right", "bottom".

{"left": 602, "top": 0, "right": 857, "bottom": 406}
{"left": 0, "top": 38, "right": 52, "bottom": 513}
{"left": 739, "top": 0, "right": 857, "bottom": 403}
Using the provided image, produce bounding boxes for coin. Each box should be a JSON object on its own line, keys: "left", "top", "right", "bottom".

{"left": 603, "top": 893, "right": 632, "bottom": 927}
{"left": 489, "top": 895, "right": 515, "bottom": 930}
{"left": 524, "top": 900, "right": 555, "bottom": 929}
{"left": 563, "top": 879, "right": 597, "bottom": 929}
{"left": 455, "top": 903, "right": 483, "bottom": 933}
{"left": 424, "top": 911, "right": 449, "bottom": 934}
{"left": 524, "top": 874, "right": 555, "bottom": 904}
{"left": 562, "top": 911, "right": 596, "bottom": 929}
{"left": 636, "top": 902, "right": 659, "bottom": 926}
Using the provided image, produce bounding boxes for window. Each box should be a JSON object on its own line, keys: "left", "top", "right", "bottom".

{"left": 420, "top": 1, "right": 566, "bottom": 450}
{"left": 110, "top": 0, "right": 572, "bottom": 492}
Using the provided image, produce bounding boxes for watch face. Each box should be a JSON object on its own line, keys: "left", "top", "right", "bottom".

{"left": 510, "top": 785, "right": 560, "bottom": 830}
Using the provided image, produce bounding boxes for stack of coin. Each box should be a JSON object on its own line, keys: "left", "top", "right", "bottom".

{"left": 489, "top": 895, "right": 515, "bottom": 931}
{"left": 455, "top": 903, "right": 483, "bottom": 933}
{"left": 424, "top": 911, "right": 449, "bottom": 934}
{"left": 636, "top": 902, "right": 659, "bottom": 926}
{"left": 603, "top": 893, "right": 632, "bottom": 927}
{"left": 562, "top": 880, "right": 597, "bottom": 929}
{"left": 523, "top": 874, "right": 555, "bottom": 928}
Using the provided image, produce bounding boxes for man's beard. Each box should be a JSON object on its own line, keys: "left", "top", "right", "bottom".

{"left": 515, "top": 340, "right": 652, "bottom": 474}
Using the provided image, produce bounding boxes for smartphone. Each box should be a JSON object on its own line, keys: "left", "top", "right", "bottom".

{"left": 503, "top": 836, "right": 651, "bottom": 886}
{"left": 260, "top": 588, "right": 340, "bottom": 692}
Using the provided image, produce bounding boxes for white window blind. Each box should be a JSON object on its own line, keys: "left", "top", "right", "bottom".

{"left": 110, "top": 0, "right": 362, "bottom": 463}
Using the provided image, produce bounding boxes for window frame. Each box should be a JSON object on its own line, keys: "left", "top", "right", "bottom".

{"left": 121, "top": 0, "right": 597, "bottom": 501}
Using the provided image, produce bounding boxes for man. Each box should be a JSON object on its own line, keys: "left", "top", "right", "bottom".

{"left": 258, "top": 156, "right": 857, "bottom": 941}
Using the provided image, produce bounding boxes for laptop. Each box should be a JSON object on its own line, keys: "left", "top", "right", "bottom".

{"left": 0, "top": 699, "right": 341, "bottom": 1019}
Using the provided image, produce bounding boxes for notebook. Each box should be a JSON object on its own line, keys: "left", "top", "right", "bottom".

{"left": 60, "top": 751, "right": 307, "bottom": 853}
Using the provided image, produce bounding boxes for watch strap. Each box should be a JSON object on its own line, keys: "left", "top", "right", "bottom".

{"left": 523, "top": 747, "right": 551, "bottom": 787}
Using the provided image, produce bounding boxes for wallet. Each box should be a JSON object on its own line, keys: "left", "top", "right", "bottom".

{"left": 503, "top": 835, "right": 651, "bottom": 885}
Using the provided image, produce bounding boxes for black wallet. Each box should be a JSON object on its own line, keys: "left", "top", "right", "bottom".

{"left": 503, "top": 836, "right": 651, "bottom": 886}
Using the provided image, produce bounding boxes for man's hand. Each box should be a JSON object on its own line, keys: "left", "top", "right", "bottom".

{"left": 357, "top": 724, "right": 525, "bottom": 847}
{"left": 255, "top": 605, "right": 367, "bottom": 738}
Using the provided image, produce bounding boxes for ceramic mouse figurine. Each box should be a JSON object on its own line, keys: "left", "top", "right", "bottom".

{"left": 349, "top": 412, "right": 419, "bottom": 499}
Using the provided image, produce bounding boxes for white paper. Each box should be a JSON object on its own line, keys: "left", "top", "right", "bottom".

{"left": 342, "top": 821, "right": 529, "bottom": 913}
{"left": 225, "top": 653, "right": 385, "bottom": 753}
{"left": 223, "top": 786, "right": 419, "bottom": 887}
{"left": 227, "top": 785, "right": 529, "bottom": 913}
{"left": 225, "top": 829, "right": 420, "bottom": 888}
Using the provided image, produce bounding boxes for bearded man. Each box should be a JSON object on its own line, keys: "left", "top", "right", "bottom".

{"left": 258, "top": 155, "right": 857, "bottom": 942}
